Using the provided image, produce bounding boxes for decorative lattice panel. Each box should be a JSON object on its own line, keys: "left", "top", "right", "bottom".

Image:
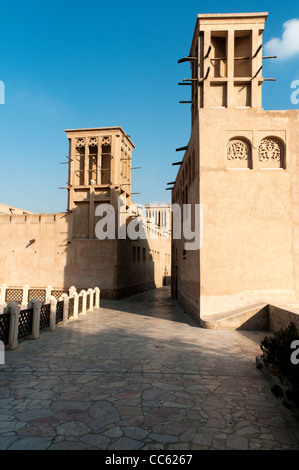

{"left": 258, "top": 138, "right": 283, "bottom": 163}
{"left": 40, "top": 304, "right": 50, "bottom": 329}
{"left": 18, "top": 309, "right": 33, "bottom": 339}
{"left": 28, "top": 289, "right": 46, "bottom": 303}
{"left": 0, "top": 312, "right": 11, "bottom": 345}
{"left": 56, "top": 301, "right": 64, "bottom": 323}
{"left": 86, "top": 294, "right": 90, "bottom": 310}
{"left": 227, "top": 139, "right": 250, "bottom": 161}
{"left": 68, "top": 297, "right": 74, "bottom": 318}
{"left": 5, "top": 289, "right": 23, "bottom": 304}
{"left": 78, "top": 296, "right": 83, "bottom": 314}
{"left": 51, "top": 290, "right": 65, "bottom": 300}
{"left": 76, "top": 137, "right": 85, "bottom": 148}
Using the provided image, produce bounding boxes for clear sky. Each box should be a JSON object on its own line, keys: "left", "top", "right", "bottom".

{"left": 0, "top": 0, "right": 298, "bottom": 213}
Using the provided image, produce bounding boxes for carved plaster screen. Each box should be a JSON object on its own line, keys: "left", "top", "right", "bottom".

{"left": 258, "top": 138, "right": 285, "bottom": 169}
{"left": 226, "top": 138, "right": 251, "bottom": 169}
{"left": 88, "top": 137, "right": 98, "bottom": 185}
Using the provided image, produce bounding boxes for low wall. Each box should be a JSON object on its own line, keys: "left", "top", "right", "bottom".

{"left": 178, "top": 297, "right": 299, "bottom": 331}
{"left": 269, "top": 304, "right": 299, "bottom": 332}
{"left": 178, "top": 292, "right": 200, "bottom": 323}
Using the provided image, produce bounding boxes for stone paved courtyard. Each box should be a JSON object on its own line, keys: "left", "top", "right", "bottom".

{"left": 0, "top": 286, "right": 299, "bottom": 450}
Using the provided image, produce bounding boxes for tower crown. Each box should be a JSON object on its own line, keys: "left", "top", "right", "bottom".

{"left": 185, "top": 12, "right": 269, "bottom": 112}
{"left": 64, "top": 127, "right": 134, "bottom": 239}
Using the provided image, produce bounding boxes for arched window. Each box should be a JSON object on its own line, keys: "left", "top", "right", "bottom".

{"left": 226, "top": 137, "right": 251, "bottom": 169}
{"left": 75, "top": 138, "right": 85, "bottom": 185}
{"left": 88, "top": 137, "right": 98, "bottom": 185}
{"left": 258, "top": 137, "right": 285, "bottom": 168}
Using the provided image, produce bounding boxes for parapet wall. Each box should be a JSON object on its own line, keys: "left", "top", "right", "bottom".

{"left": 269, "top": 305, "right": 299, "bottom": 331}
{"left": 197, "top": 302, "right": 299, "bottom": 331}
{"left": 0, "top": 212, "right": 70, "bottom": 288}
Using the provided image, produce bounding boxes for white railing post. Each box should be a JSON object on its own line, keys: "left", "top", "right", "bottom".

{"left": 0, "top": 284, "right": 7, "bottom": 314}
{"left": 69, "top": 285, "right": 76, "bottom": 297}
{"left": 28, "top": 298, "right": 41, "bottom": 339}
{"left": 49, "top": 296, "right": 57, "bottom": 330}
{"left": 88, "top": 288, "right": 93, "bottom": 310}
{"left": 94, "top": 287, "right": 100, "bottom": 308}
{"left": 61, "top": 293, "right": 69, "bottom": 325}
{"left": 80, "top": 290, "right": 87, "bottom": 315}
{"left": 22, "top": 284, "right": 30, "bottom": 307}
{"left": 0, "top": 284, "right": 7, "bottom": 304}
{"left": 46, "top": 286, "right": 52, "bottom": 303}
{"left": 73, "top": 292, "right": 79, "bottom": 319}
{"left": 4, "top": 301, "right": 20, "bottom": 350}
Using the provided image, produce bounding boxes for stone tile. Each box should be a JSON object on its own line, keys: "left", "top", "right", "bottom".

{"left": 51, "top": 400, "right": 91, "bottom": 411}
{"left": 211, "top": 437, "right": 227, "bottom": 449}
{"left": 108, "top": 436, "right": 144, "bottom": 450}
{"left": 226, "top": 434, "right": 249, "bottom": 450}
{"left": 122, "top": 426, "right": 149, "bottom": 441}
{"left": 88, "top": 413, "right": 120, "bottom": 432}
{"left": 149, "top": 433, "right": 178, "bottom": 443}
{"left": 17, "top": 423, "right": 56, "bottom": 437}
{"left": 270, "top": 426, "right": 298, "bottom": 445}
{"left": 168, "top": 442, "right": 190, "bottom": 450}
{"left": 142, "top": 389, "right": 176, "bottom": 402}
{"left": 56, "top": 421, "right": 91, "bottom": 437}
{"left": 236, "top": 425, "right": 260, "bottom": 436}
{"left": 80, "top": 433, "right": 111, "bottom": 449}
{"left": 17, "top": 409, "right": 53, "bottom": 422}
{"left": 104, "top": 426, "right": 123, "bottom": 438}
{"left": 8, "top": 437, "right": 53, "bottom": 450}
{"left": 193, "top": 432, "right": 214, "bottom": 446}
{"left": 206, "top": 418, "right": 226, "bottom": 428}
{"left": 49, "top": 440, "right": 90, "bottom": 450}
{"left": 0, "top": 437, "right": 18, "bottom": 450}
{"left": 116, "top": 405, "right": 143, "bottom": 417}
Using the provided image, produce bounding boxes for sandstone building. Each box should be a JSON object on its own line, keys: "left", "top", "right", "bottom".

{"left": 171, "top": 12, "right": 299, "bottom": 323}
{"left": 0, "top": 127, "right": 171, "bottom": 301}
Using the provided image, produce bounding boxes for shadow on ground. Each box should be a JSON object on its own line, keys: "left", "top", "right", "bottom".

{"left": 100, "top": 286, "right": 200, "bottom": 327}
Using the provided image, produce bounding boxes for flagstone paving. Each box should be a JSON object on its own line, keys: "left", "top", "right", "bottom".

{"left": 0, "top": 287, "right": 299, "bottom": 450}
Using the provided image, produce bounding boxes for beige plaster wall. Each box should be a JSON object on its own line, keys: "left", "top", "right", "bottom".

{"left": 199, "top": 108, "right": 299, "bottom": 316}
{"left": 171, "top": 128, "right": 200, "bottom": 317}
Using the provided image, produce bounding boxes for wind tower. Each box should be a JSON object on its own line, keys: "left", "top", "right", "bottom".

{"left": 184, "top": 12, "right": 270, "bottom": 114}
{"left": 64, "top": 127, "right": 134, "bottom": 239}
{"left": 171, "top": 13, "right": 299, "bottom": 324}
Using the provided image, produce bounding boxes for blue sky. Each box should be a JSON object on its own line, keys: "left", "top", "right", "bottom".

{"left": 0, "top": 0, "right": 298, "bottom": 213}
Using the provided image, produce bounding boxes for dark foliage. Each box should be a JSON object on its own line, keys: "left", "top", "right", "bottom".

{"left": 260, "top": 323, "right": 299, "bottom": 413}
